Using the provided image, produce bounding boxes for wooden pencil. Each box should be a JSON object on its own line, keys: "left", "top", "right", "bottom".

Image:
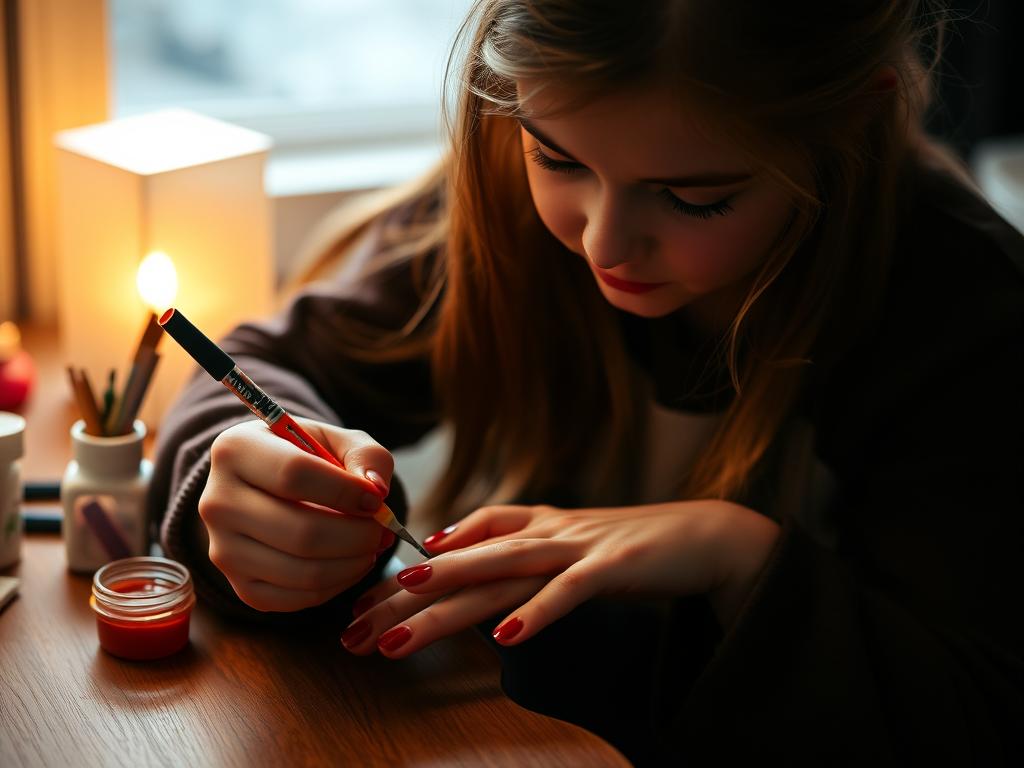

{"left": 78, "top": 369, "right": 105, "bottom": 434}
{"left": 66, "top": 367, "right": 103, "bottom": 435}
{"left": 106, "top": 312, "right": 165, "bottom": 435}
{"left": 112, "top": 349, "right": 160, "bottom": 435}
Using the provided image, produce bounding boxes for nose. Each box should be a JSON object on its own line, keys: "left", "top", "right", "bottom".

{"left": 580, "top": 188, "right": 642, "bottom": 270}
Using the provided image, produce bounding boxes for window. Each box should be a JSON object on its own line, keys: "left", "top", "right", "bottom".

{"left": 110, "top": 0, "right": 474, "bottom": 149}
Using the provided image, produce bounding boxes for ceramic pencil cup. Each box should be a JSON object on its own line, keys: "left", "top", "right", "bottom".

{"left": 62, "top": 419, "right": 152, "bottom": 573}
{"left": 0, "top": 411, "right": 26, "bottom": 569}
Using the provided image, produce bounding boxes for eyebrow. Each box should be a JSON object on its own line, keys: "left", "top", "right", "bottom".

{"left": 517, "top": 117, "right": 753, "bottom": 188}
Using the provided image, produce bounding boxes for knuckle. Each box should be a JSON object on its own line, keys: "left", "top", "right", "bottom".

{"left": 470, "top": 505, "right": 501, "bottom": 521}
{"left": 378, "top": 594, "right": 409, "bottom": 626}
{"left": 208, "top": 542, "right": 236, "bottom": 576}
{"left": 197, "top": 492, "right": 228, "bottom": 526}
{"left": 555, "top": 567, "right": 590, "bottom": 592}
{"left": 609, "top": 541, "right": 648, "bottom": 566}
{"left": 476, "top": 579, "right": 517, "bottom": 604}
{"left": 416, "top": 606, "right": 446, "bottom": 633}
{"left": 209, "top": 432, "right": 240, "bottom": 466}
{"left": 495, "top": 538, "right": 532, "bottom": 557}
{"left": 207, "top": 540, "right": 224, "bottom": 570}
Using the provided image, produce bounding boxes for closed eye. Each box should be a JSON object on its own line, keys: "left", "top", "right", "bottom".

{"left": 658, "top": 189, "right": 734, "bottom": 219}
{"left": 526, "top": 146, "right": 583, "bottom": 174}
{"left": 527, "top": 144, "right": 737, "bottom": 220}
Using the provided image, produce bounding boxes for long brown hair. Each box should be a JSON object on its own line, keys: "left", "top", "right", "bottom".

{"left": 294, "top": 1, "right": 955, "bottom": 522}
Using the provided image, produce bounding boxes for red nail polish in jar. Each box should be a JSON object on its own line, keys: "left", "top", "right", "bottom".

{"left": 90, "top": 556, "right": 195, "bottom": 660}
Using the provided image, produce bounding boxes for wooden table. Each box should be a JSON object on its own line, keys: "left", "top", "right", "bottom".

{"left": 0, "top": 327, "right": 629, "bottom": 767}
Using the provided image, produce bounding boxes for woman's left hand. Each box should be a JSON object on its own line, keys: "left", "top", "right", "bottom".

{"left": 341, "top": 500, "right": 780, "bottom": 658}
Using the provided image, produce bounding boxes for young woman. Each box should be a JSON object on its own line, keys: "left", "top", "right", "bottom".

{"left": 150, "top": 1, "right": 1024, "bottom": 763}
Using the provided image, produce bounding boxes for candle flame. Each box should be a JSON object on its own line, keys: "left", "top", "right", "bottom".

{"left": 136, "top": 251, "right": 178, "bottom": 313}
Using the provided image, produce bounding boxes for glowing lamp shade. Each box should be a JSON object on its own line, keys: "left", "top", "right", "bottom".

{"left": 55, "top": 109, "right": 274, "bottom": 427}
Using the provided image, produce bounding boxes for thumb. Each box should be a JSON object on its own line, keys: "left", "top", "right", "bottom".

{"left": 307, "top": 420, "right": 393, "bottom": 497}
{"left": 340, "top": 445, "right": 392, "bottom": 498}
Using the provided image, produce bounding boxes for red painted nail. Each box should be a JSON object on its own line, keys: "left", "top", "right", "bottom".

{"left": 365, "top": 470, "right": 389, "bottom": 495}
{"left": 396, "top": 564, "right": 432, "bottom": 588}
{"left": 377, "top": 625, "right": 412, "bottom": 653}
{"left": 352, "top": 594, "right": 375, "bottom": 617}
{"left": 423, "top": 524, "right": 457, "bottom": 550}
{"left": 492, "top": 617, "right": 523, "bottom": 643}
{"left": 377, "top": 529, "right": 396, "bottom": 552}
{"left": 341, "top": 619, "right": 372, "bottom": 647}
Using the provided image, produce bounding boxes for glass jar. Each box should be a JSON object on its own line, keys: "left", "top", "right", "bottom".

{"left": 90, "top": 556, "right": 195, "bottom": 660}
{"left": 62, "top": 419, "right": 151, "bottom": 572}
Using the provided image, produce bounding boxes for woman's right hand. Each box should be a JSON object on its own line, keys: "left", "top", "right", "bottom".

{"left": 198, "top": 417, "right": 396, "bottom": 612}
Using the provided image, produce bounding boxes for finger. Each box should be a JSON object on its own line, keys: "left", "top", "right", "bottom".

{"left": 230, "top": 577, "right": 358, "bottom": 613}
{"left": 349, "top": 573, "right": 405, "bottom": 619}
{"left": 343, "top": 577, "right": 548, "bottom": 659}
{"left": 291, "top": 417, "right": 395, "bottom": 495}
{"left": 422, "top": 505, "right": 536, "bottom": 553}
{"left": 490, "top": 560, "right": 605, "bottom": 646}
{"left": 200, "top": 479, "right": 384, "bottom": 559}
{"left": 340, "top": 584, "right": 442, "bottom": 654}
{"left": 215, "top": 421, "right": 385, "bottom": 515}
{"left": 209, "top": 531, "right": 376, "bottom": 594}
{"left": 395, "top": 538, "right": 577, "bottom": 594}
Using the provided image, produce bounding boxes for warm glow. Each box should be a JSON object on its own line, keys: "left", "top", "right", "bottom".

{"left": 136, "top": 251, "right": 178, "bottom": 313}
{"left": 0, "top": 321, "right": 20, "bottom": 360}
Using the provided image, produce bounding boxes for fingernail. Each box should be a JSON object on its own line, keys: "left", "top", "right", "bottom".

{"left": 376, "top": 529, "right": 396, "bottom": 552}
{"left": 359, "top": 492, "right": 382, "bottom": 512}
{"left": 341, "top": 619, "right": 372, "bottom": 648}
{"left": 423, "top": 524, "right": 457, "bottom": 550}
{"left": 492, "top": 617, "right": 523, "bottom": 643}
{"left": 365, "top": 470, "right": 389, "bottom": 495}
{"left": 352, "top": 594, "right": 375, "bottom": 617}
{"left": 396, "top": 564, "right": 432, "bottom": 588}
{"left": 377, "top": 625, "right": 412, "bottom": 653}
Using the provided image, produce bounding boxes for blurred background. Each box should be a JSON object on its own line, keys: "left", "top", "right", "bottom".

{"left": 0, "top": 0, "right": 1021, "bottom": 522}
{"left": 1, "top": 0, "right": 1022, "bottom": 326}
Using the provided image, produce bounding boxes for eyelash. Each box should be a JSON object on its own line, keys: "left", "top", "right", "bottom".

{"left": 526, "top": 146, "right": 734, "bottom": 220}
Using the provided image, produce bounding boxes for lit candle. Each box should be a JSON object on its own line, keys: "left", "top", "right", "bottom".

{"left": 136, "top": 251, "right": 179, "bottom": 315}
{"left": 104, "top": 252, "right": 179, "bottom": 435}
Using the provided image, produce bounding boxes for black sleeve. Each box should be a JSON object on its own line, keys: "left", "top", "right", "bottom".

{"left": 672, "top": 258, "right": 1024, "bottom": 764}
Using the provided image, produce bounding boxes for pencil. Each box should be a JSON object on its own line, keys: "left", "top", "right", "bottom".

{"left": 112, "top": 349, "right": 160, "bottom": 435}
{"left": 101, "top": 369, "right": 116, "bottom": 425}
{"left": 106, "top": 313, "right": 164, "bottom": 435}
{"left": 66, "top": 367, "right": 103, "bottom": 435}
{"left": 78, "top": 369, "right": 105, "bottom": 433}
{"left": 158, "top": 307, "right": 428, "bottom": 558}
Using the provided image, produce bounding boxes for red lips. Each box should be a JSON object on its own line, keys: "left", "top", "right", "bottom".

{"left": 595, "top": 269, "right": 669, "bottom": 294}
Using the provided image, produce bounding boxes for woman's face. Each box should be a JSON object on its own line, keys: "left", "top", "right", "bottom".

{"left": 518, "top": 85, "right": 799, "bottom": 322}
